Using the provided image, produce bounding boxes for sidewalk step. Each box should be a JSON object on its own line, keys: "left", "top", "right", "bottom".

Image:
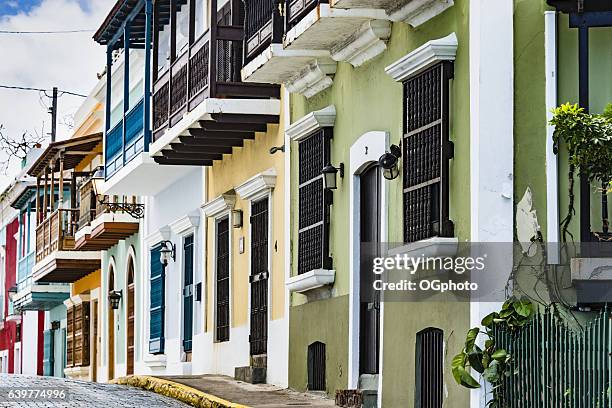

{"left": 235, "top": 366, "right": 266, "bottom": 384}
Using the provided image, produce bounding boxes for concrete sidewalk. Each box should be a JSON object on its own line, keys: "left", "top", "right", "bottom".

{"left": 116, "top": 375, "right": 335, "bottom": 408}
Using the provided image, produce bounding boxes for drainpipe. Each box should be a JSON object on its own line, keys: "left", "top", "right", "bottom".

{"left": 545, "top": 11, "right": 559, "bottom": 263}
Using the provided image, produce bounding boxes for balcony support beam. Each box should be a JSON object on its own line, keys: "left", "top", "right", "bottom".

{"left": 58, "top": 154, "right": 64, "bottom": 206}
{"left": 35, "top": 177, "right": 41, "bottom": 226}
{"left": 49, "top": 162, "right": 55, "bottom": 213}
{"left": 42, "top": 168, "right": 48, "bottom": 223}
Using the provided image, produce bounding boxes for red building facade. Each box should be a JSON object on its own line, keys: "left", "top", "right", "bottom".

{"left": 0, "top": 218, "right": 20, "bottom": 373}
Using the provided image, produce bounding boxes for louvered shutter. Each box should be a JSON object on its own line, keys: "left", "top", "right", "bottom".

{"left": 216, "top": 218, "right": 230, "bottom": 342}
{"left": 74, "top": 304, "right": 83, "bottom": 366}
{"left": 297, "top": 129, "right": 333, "bottom": 275}
{"left": 403, "top": 62, "right": 454, "bottom": 243}
{"left": 66, "top": 306, "right": 74, "bottom": 367}
{"left": 42, "top": 330, "right": 54, "bottom": 376}
{"left": 82, "top": 302, "right": 90, "bottom": 367}
{"left": 149, "top": 245, "right": 165, "bottom": 354}
{"left": 183, "top": 235, "right": 194, "bottom": 352}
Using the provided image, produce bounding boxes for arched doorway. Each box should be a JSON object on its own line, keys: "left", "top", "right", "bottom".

{"left": 126, "top": 257, "right": 135, "bottom": 375}
{"left": 108, "top": 266, "right": 115, "bottom": 380}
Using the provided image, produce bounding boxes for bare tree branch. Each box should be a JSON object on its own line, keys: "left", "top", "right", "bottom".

{"left": 0, "top": 125, "right": 46, "bottom": 174}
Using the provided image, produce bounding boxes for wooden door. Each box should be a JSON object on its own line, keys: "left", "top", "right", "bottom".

{"left": 108, "top": 268, "right": 115, "bottom": 380}
{"left": 92, "top": 300, "right": 98, "bottom": 381}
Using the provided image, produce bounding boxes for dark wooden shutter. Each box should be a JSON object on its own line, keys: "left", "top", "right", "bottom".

{"left": 249, "top": 198, "right": 269, "bottom": 356}
{"left": 42, "top": 329, "right": 54, "bottom": 376}
{"left": 149, "top": 245, "right": 165, "bottom": 354}
{"left": 82, "top": 302, "right": 90, "bottom": 367}
{"left": 183, "top": 234, "right": 194, "bottom": 352}
{"left": 216, "top": 217, "right": 230, "bottom": 342}
{"left": 74, "top": 304, "right": 83, "bottom": 366}
{"left": 297, "top": 129, "right": 332, "bottom": 275}
{"left": 66, "top": 306, "right": 74, "bottom": 367}
{"left": 216, "top": 1, "right": 243, "bottom": 83}
{"left": 415, "top": 328, "right": 444, "bottom": 408}
{"left": 403, "top": 62, "right": 454, "bottom": 243}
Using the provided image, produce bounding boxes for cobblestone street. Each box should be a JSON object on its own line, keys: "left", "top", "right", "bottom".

{"left": 0, "top": 375, "right": 189, "bottom": 407}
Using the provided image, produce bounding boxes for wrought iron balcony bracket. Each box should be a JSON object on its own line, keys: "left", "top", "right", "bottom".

{"left": 101, "top": 201, "right": 145, "bottom": 219}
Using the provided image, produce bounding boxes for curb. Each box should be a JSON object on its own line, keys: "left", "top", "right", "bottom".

{"left": 111, "top": 375, "right": 251, "bottom": 408}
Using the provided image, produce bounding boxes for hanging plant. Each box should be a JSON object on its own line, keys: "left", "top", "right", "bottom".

{"left": 451, "top": 298, "right": 534, "bottom": 408}
{"left": 549, "top": 103, "right": 612, "bottom": 241}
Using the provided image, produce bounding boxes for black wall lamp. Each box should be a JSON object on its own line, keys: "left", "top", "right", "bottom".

{"left": 379, "top": 144, "right": 402, "bottom": 180}
{"left": 322, "top": 163, "right": 344, "bottom": 190}
{"left": 159, "top": 240, "right": 176, "bottom": 266}
{"left": 108, "top": 290, "right": 122, "bottom": 310}
{"left": 269, "top": 145, "right": 285, "bottom": 154}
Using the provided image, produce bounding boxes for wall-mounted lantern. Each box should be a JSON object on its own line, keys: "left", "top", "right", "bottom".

{"left": 322, "top": 163, "right": 344, "bottom": 190}
{"left": 232, "top": 209, "right": 243, "bottom": 229}
{"left": 108, "top": 290, "right": 122, "bottom": 310}
{"left": 159, "top": 240, "right": 176, "bottom": 266}
{"left": 90, "top": 166, "right": 145, "bottom": 218}
{"left": 379, "top": 144, "right": 402, "bottom": 180}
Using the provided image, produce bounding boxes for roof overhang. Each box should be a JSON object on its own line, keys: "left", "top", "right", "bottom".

{"left": 27, "top": 133, "right": 103, "bottom": 177}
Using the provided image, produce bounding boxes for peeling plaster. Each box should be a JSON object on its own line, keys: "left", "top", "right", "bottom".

{"left": 516, "top": 187, "right": 540, "bottom": 256}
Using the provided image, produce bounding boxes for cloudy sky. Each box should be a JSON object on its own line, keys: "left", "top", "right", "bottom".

{"left": 0, "top": 0, "right": 113, "bottom": 189}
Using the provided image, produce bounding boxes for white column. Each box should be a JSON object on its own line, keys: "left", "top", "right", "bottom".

{"left": 469, "top": 0, "right": 514, "bottom": 406}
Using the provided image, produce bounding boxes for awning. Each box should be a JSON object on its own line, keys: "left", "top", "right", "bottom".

{"left": 27, "top": 133, "right": 102, "bottom": 177}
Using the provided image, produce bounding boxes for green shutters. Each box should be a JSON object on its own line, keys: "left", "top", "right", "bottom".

{"left": 149, "top": 245, "right": 165, "bottom": 354}
{"left": 183, "top": 235, "right": 194, "bottom": 352}
{"left": 42, "top": 329, "right": 54, "bottom": 376}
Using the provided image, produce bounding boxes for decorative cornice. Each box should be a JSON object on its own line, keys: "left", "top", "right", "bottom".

{"left": 201, "top": 193, "right": 236, "bottom": 218}
{"left": 331, "top": 19, "right": 391, "bottom": 67}
{"left": 169, "top": 212, "right": 200, "bottom": 235}
{"left": 145, "top": 226, "right": 171, "bottom": 247}
{"left": 285, "top": 59, "right": 337, "bottom": 99}
{"left": 385, "top": 32, "right": 458, "bottom": 82}
{"left": 235, "top": 169, "right": 277, "bottom": 201}
{"left": 286, "top": 105, "right": 336, "bottom": 141}
{"left": 389, "top": 0, "right": 454, "bottom": 27}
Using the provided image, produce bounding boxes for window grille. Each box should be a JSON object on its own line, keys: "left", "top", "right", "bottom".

{"left": 216, "top": 217, "right": 230, "bottom": 342}
{"left": 308, "top": 341, "right": 326, "bottom": 391}
{"left": 297, "top": 129, "right": 333, "bottom": 275}
{"left": 403, "top": 62, "right": 454, "bottom": 243}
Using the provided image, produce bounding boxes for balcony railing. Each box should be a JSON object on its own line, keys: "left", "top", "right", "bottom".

{"left": 78, "top": 177, "right": 141, "bottom": 230}
{"left": 106, "top": 97, "right": 145, "bottom": 178}
{"left": 287, "top": 0, "right": 325, "bottom": 28}
{"left": 35, "top": 208, "right": 79, "bottom": 263}
{"left": 153, "top": 31, "right": 212, "bottom": 139}
{"left": 244, "top": 0, "right": 284, "bottom": 63}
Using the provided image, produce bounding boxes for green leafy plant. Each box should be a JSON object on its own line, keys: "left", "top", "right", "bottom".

{"left": 549, "top": 103, "right": 612, "bottom": 241}
{"left": 452, "top": 298, "right": 534, "bottom": 407}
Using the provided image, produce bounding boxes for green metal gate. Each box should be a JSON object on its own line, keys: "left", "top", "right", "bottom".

{"left": 495, "top": 309, "right": 611, "bottom": 407}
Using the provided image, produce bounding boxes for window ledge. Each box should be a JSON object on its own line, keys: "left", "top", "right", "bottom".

{"left": 571, "top": 257, "right": 612, "bottom": 281}
{"left": 143, "top": 354, "right": 167, "bottom": 368}
{"left": 287, "top": 269, "right": 335, "bottom": 294}
{"left": 387, "top": 237, "right": 458, "bottom": 258}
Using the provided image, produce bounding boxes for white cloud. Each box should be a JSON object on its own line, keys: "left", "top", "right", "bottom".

{"left": 0, "top": 0, "right": 113, "bottom": 189}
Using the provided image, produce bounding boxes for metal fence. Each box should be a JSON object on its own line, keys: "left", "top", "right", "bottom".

{"left": 495, "top": 309, "right": 611, "bottom": 407}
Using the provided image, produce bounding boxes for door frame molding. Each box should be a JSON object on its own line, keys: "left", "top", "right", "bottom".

{"left": 125, "top": 248, "right": 137, "bottom": 374}
{"left": 348, "top": 131, "right": 389, "bottom": 398}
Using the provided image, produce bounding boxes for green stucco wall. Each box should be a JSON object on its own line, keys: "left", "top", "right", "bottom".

{"left": 513, "top": 0, "right": 549, "bottom": 240}
{"left": 288, "top": 1, "right": 471, "bottom": 404}
{"left": 102, "top": 231, "right": 141, "bottom": 366}
{"left": 289, "top": 295, "right": 349, "bottom": 394}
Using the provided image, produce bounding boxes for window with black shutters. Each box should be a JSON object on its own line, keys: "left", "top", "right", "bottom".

{"left": 403, "top": 62, "right": 454, "bottom": 243}
{"left": 149, "top": 245, "right": 165, "bottom": 354}
{"left": 216, "top": 217, "right": 230, "bottom": 342}
{"left": 183, "top": 234, "right": 194, "bottom": 352}
{"left": 297, "top": 129, "right": 333, "bottom": 275}
{"left": 415, "top": 328, "right": 443, "bottom": 408}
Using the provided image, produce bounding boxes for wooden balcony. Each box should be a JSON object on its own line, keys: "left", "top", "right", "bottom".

{"left": 74, "top": 178, "right": 141, "bottom": 251}
{"left": 32, "top": 208, "right": 101, "bottom": 283}
{"left": 150, "top": 0, "right": 280, "bottom": 167}
{"left": 242, "top": 0, "right": 454, "bottom": 97}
